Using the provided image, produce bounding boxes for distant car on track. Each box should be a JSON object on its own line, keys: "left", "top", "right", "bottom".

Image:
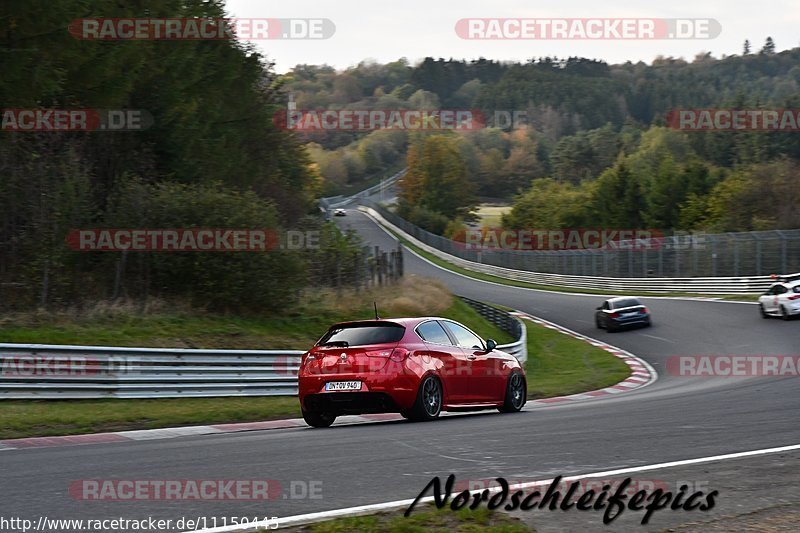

{"left": 595, "top": 297, "right": 651, "bottom": 332}
{"left": 759, "top": 279, "right": 800, "bottom": 320}
{"left": 333, "top": 208, "right": 347, "bottom": 216}
{"left": 298, "top": 317, "right": 527, "bottom": 427}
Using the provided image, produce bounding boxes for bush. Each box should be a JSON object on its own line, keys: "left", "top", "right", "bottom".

{"left": 398, "top": 202, "right": 451, "bottom": 235}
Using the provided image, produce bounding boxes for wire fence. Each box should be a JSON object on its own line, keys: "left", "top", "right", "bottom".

{"left": 306, "top": 244, "right": 404, "bottom": 290}
{"left": 364, "top": 201, "right": 800, "bottom": 278}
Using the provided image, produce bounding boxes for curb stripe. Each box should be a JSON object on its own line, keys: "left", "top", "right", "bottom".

{"left": 512, "top": 311, "right": 658, "bottom": 408}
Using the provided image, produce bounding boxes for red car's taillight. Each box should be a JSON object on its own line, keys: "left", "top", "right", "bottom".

{"left": 365, "top": 347, "right": 409, "bottom": 361}
{"left": 390, "top": 347, "right": 410, "bottom": 362}
{"left": 366, "top": 348, "right": 393, "bottom": 357}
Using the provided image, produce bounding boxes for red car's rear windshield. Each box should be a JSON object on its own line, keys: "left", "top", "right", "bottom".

{"left": 317, "top": 323, "right": 405, "bottom": 347}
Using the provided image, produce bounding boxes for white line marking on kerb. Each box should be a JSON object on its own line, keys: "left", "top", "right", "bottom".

{"left": 189, "top": 443, "right": 800, "bottom": 532}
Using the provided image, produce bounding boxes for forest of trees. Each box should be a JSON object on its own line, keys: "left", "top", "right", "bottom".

{"left": 284, "top": 42, "right": 800, "bottom": 235}
{"left": 0, "top": 0, "right": 362, "bottom": 311}
{"left": 4, "top": 0, "right": 799, "bottom": 311}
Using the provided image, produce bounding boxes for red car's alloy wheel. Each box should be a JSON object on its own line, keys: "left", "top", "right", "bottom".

{"left": 405, "top": 375, "right": 442, "bottom": 421}
{"left": 500, "top": 372, "right": 526, "bottom": 413}
{"left": 423, "top": 377, "right": 441, "bottom": 417}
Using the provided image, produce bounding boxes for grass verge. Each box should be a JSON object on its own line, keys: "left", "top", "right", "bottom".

{"left": 282, "top": 505, "right": 529, "bottom": 532}
{"left": 0, "top": 280, "right": 511, "bottom": 439}
{"left": 521, "top": 320, "right": 630, "bottom": 399}
{"left": 0, "top": 397, "right": 302, "bottom": 440}
{"left": 0, "top": 279, "right": 631, "bottom": 439}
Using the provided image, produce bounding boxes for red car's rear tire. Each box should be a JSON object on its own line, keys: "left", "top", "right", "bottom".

{"left": 406, "top": 375, "right": 442, "bottom": 421}
{"left": 499, "top": 371, "right": 526, "bottom": 413}
{"left": 302, "top": 408, "right": 336, "bottom": 428}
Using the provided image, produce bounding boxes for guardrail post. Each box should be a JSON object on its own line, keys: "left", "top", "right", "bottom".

{"left": 755, "top": 236, "right": 762, "bottom": 276}
{"left": 781, "top": 233, "right": 787, "bottom": 274}
{"left": 711, "top": 240, "right": 717, "bottom": 277}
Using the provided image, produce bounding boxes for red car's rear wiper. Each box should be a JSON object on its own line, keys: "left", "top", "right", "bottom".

{"left": 319, "top": 341, "right": 349, "bottom": 347}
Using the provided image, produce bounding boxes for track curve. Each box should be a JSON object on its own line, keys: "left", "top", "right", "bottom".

{"left": 1, "top": 208, "right": 798, "bottom": 531}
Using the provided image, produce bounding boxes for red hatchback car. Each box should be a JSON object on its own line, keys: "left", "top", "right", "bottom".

{"left": 298, "top": 317, "right": 527, "bottom": 427}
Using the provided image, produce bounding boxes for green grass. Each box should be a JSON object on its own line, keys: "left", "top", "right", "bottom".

{"left": 0, "top": 292, "right": 511, "bottom": 439}
{"left": 284, "top": 505, "right": 529, "bottom": 532}
{"left": 0, "top": 313, "right": 342, "bottom": 350}
{"left": 386, "top": 227, "right": 759, "bottom": 302}
{"left": 0, "top": 297, "right": 513, "bottom": 351}
{"left": 473, "top": 204, "right": 512, "bottom": 228}
{"left": 441, "top": 298, "right": 514, "bottom": 345}
{"left": 0, "top": 397, "right": 302, "bottom": 440}
{"left": 521, "top": 320, "right": 631, "bottom": 398}
{"left": 0, "top": 280, "right": 630, "bottom": 439}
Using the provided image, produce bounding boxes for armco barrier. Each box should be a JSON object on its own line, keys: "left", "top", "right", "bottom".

{"left": 320, "top": 168, "right": 406, "bottom": 211}
{"left": 459, "top": 296, "right": 527, "bottom": 363}
{"left": 0, "top": 300, "right": 526, "bottom": 399}
{"left": 0, "top": 344, "right": 303, "bottom": 399}
{"left": 360, "top": 206, "right": 798, "bottom": 295}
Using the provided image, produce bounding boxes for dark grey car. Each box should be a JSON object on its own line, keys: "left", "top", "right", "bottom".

{"left": 595, "top": 297, "right": 651, "bottom": 332}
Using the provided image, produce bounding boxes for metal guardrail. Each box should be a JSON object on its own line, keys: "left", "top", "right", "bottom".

{"left": 352, "top": 168, "right": 406, "bottom": 200}
{"left": 319, "top": 168, "right": 406, "bottom": 212}
{"left": 459, "top": 297, "right": 527, "bottom": 363}
{"left": 361, "top": 200, "right": 800, "bottom": 279}
{"left": 361, "top": 205, "right": 798, "bottom": 295}
{"left": 0, "top": 298, "right": 528, "bottom": 399}
{"left": 0, "top": 344, "right": 303, "bottom": 399}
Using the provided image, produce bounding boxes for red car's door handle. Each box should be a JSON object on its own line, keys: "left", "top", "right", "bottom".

{"left": 467, "top": 355, "right": 477, "bottom": 360}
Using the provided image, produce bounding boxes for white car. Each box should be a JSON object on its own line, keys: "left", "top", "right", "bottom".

{"left": 333, "top": 208, "right": 347, "bottom": 217}
{"left": 759, "top": 280, "right": 800, "bottom": 320}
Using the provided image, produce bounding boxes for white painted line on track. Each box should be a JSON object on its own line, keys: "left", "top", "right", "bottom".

{"left": 640, "top": 333, "right": 677, "bottom": 344}
{"left": 189, "top": 442, "right": 800, "bottom": 532}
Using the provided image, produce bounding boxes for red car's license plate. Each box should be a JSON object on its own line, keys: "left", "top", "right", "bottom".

{"left": 325, "top": 381, "right": 361, "bottom": 391}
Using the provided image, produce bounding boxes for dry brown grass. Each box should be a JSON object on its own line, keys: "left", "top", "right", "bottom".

{"left": 304, "top": 275, "right": 453, "bottom": 318}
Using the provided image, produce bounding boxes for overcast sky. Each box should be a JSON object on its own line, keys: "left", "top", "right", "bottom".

{"left": 225, "top": 0, "right": 799, "bottom": 72}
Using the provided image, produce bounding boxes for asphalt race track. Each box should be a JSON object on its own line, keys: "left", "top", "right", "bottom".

{"left": 1, "top": 207, "right": 799, "bottom": 532}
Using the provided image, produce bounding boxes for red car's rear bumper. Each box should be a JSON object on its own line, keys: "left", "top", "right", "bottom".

{"left": 299, "top": 368, "right": 420, "bottom": 413}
